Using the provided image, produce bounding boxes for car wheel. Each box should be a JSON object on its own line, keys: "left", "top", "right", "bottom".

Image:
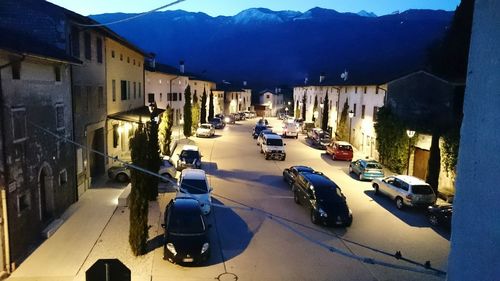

{"left": 428, "top": 214, "right": 440, "bottom": 226}
{"left": 345, "top": 216, "right": 353, "bottom": 227}
{"left": 281, "top": 156, "right": 286, "bottom": 161}
{"left": 265, "top": 154, "right": 270, "bottom": 160}
{"left": 359, "top": 173, "right": 364, "bottom": 181}
{"left": 396, "top": 197, "right": 404, "bottom": 210}
{"left": 116, "top": 173, "right": 129, "bottom": 183}
{"left": 293, "top": 191, "right": 300, "bottom": 204}
{"left": 295, "top": 135, "right": 298, "bottom": 139}
{"left": 310, "top": 209, "right": 319, "bottom": 225}
{"left": 373, "top": 184, "right": 380, "bottom": 195}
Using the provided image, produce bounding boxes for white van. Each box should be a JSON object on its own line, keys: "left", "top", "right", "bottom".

{"left": 260, "top": 134, "right": 286, "bottom": 161}
{"left": 282, "top": 121, "right": 299, "bottom": 138}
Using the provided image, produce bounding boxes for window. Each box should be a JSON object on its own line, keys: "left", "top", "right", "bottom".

{"left": 17, "top": 192, "right": 31, "bottom": 214}
{"left": 353, "top": 104, "right": 357, "bottom": 116}
{"left": 98, "top": 86, "right": 104, "bottom": 108}
{"left": 138, "top": 61, "right": 141, "bottom": 67}
{"left": 361, "top": 105, "right": 365, "bottom": 119}
{"left": 11, "top": 107, "right": 27, "bottom": 143}
{"left": 54, "top": 66, "right": 61, "bottom": 82}
{"left": 112, "top": 80, "right": 116, "bottom": 101}
{"left": 111, "top": 50, "right": 115, "bottom": 58}
{"left": 127, "top": 57, "right": 130, "bottom": 63}
{"left": 127, "top": 81, "right": 130, "bottom": 99}
{"left": 364, "top": 87, "right": 367, "bottom": 94}
{"left": 55, "top": 104, "right": 64, "bottom": 131}
{"left": 148, "top": 93, "right": 155, "bottom": 103}
{"left": 73, "top": 86, "right": 81, "bottom": 111}
{"left": 71, "top": 27, "right": 80, "bottom": 58}
{"left": 344, "top": 87, "right": 347, "bottom": 93}
{"left": 96, "top": 37, "right": 103, "bottom": 63}
{"left": 138, "top": 82, "right": 141, "bottom": 98}
{"left": 179, "top": 92, "right": 182, "bottom": 101}
{"left": 376, "top": 87, "right": 379, "bottom": 95}
{"left": 173, "top": 93, "right": 178, "bottom": 101}
{"left": 168, "top": 93, "right": 172, "bottom": 101}
{"left": 121, "top": 80, "right": 127, "bottom": 100}
{"left": 113, "top": 124, "right": 119, "bottom": 148}
{"left": 120, "top": 54, "right": 123, "bottom": 61}
{"left": 85, "top": 86, "right": 91, "bottom": 111}
{"left": 373, "top": 106, "right": 379, "bottom": 121}
{"left": 11, "top": 61, "right": 20, "bottom": 80}
{"left": 133, "top": 59, "right": 136, "bottom": 65}
{"left": 160, "top": 93, "right": 163, "bottom": 101}
{"left": 355, "top": 87, "right": 358, "bottom": 94}
{"left": 59, "top": 169, "right": 68, "bottom": 186}
{"left": 133, "top": 82, "right": 136, "bottom": 99}
{"left": 84, "top": 32, "right": 91, "bottom": 60}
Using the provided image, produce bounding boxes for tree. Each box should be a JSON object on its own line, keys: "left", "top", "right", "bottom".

{"left": 208, "top": 91, "right": 214, "bottom": 121}
{"left": 158, "top": 106, "right": 173, "bottom": 156}
{"left": 146, "top": 120, "right": 160, "bottom": 201}
{"left": 200, "top": 88, "right": 207, "bottom": 124}
{"left": 301, "top": 94, "right": 307, "bottom": 120}
{"left": 192, "top": 92, "right": 200, "bottom": 132}
{"left": 312, "top": 95, "right": 318, "bottom": 124}
{"left": 336, "top": 98, "right": 349, "bottom": 141}
{"left": 321, "top": 92, "right": 329, "bottom": 131}
{"left": 183, "top": 85, "right": 192, "bottom": 137}
{"left": 129, "top": 123, "right": 149, "bottom": 256}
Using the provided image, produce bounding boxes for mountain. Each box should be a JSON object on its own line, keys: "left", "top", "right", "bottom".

{"left": 357, "top": 10, "right": 377, "bottom": 17}
{"left": 91, "top": 7, "right": 453, "bottom": 91}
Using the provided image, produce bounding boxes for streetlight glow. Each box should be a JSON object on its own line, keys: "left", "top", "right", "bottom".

{"left": 406, "top": 129, "right": 416, "bottom": 175}
{"left": 406, "top": 130, "right": 416, "bottom": 138}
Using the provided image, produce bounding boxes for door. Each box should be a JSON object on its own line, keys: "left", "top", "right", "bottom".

{"left": 413, "top": 147, "right": 430, "bottom": 180}
{"left": 90, "top": 128, "right": 105, "bottom": 181}
{"left": 39, "top": 165, "right": 54, "bottom": 223}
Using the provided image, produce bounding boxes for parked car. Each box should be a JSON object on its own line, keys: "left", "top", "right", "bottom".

{"left": 196, "top": 123, "right": 215, "bottom": 138}
{"left": 307, "top": 128, "right": 331, "bottom": 149}
{"left": 177, "top": 145, "right": 202, "bottom": 171}
{"left": 301, "top": 121, "right": 314, "bottom": 134}
{"left": 349, "top": 159, "right": 384, "bottom": 180}
{"left": 372, "top": 175, "right": 437, "bottom": 210}
{"left": 282, "top": 121, "right": 299, "bottom": 138}
{"left": 326, "top": 141, "right": 353, "bottom": 161}
{"left": 427, "top": 204, "right": 453, "bottom": 227}
{"left": 292, "top": 172, "right": 352, "bottom": 226}
{"left": 177, "top": 169, "right": 212, "bottom": 215}
{"left": 224, "top": 114, "right": 236, "bottom": 124}
{"left": 234, "top": 112, "right": 244, "bottom": 121}
{"left": 257, "top": 118, "right": 269, "bottom": 126}
{"left": 108, "top": 157, "right": 177, "bottom": 183}
{"left": 282, "top": 165, "right": 315, "bottom": 187}
{"left": 257, "top": 129, "right": 275, "bottom": 146}
{"left": 159, "top": 156, "right": 177, "bottom": 184}
{"left": 260, "top": 134, "right": 286, "bottom": 160}
{"left": 162, "top": 197, "right": 211, "bottom": 264}
{"left": 209, "top": 117, "right": 225, "bottom": 129}
{"left": 252, "top": 124, "right": 268, "bottom": 139}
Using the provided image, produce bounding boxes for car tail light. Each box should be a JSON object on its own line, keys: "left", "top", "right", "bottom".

{"left": 406, "top": 194, "right": 413, "bottom": 200}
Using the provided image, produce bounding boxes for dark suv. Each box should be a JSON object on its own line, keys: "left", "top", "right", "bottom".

{"left": 292, "top": 172, "right": 353, "bottom": 226}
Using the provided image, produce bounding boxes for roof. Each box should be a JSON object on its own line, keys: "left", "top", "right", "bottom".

{"left": 394, "top": 175, "right": 429, "bottom": 186}
{"left": 216, "top": 83, "right": 245, "bottom": 92}
{"left": 107, "top": 106, "right": 165, "bottom": 123}
{"left": 264, "top": 134, "right": 282, "bottom": 140}
{"left": 303, "top": 172, "right": 336, "bottom": 187}
{"left": 182, "top": 145, "right": 199, "bottom": 151}
{"left": 145, "top": 62, "right": 183, "bottom": 76}
{"left": 170, "top": 197, "right": 201, "bottom": 212}
{"left": 335, "top": 141, "right": 352, "bottom": 146}
{"left": 181, "top": 169, "right": 206, "bottom": 180}
{"left": 0, "top": 27, "right": 81, "bottom": 64}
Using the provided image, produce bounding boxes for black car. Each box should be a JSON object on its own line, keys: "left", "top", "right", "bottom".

{"left": 427, "top": 204, "right": 453, "bottom": 227}
{"left": 252, "top": 124, "right": 268, "bottom": 139}
{"left": 307, "top": 128, "right": 331, "bottom": 149}
{"left": 282, "top": 166, "right": 315, "bottom": 187}
{"left": 257, "top": 118, "right": 269, "bottom": 126}
{"left": 177, "top": 145, "right": 202, "bottom": 171}
{"left": 162, "top": 197, "right": 211, "bottom": 264}
{"left": 292, "top": 172, "right": 352, "bottom": 226}
{"left": 209, "top": 117, "right": 225, "bottom": 129}
{"left": 224, "top": 114, "right": 236, "bottom": 124}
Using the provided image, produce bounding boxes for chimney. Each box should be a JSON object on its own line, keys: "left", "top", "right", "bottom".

{"left": 179, "top": 60, "right": 185, "bottom": 73}
{"left": 149, "top": 58, "right": 156, "bottom": 68}
{"left": 319, "top": 73, "right": 325, "bottom": 83}
{"left": 304, "top": 77, "right": 309, "bottom": 85}
{"left": 243, "top": 81, "right": 247, "bottom": 87}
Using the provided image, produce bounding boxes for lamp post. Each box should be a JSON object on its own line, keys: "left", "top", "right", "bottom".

{"left": 406, "top": 130, "right": 416, "bottom": 175}
{"left": 348, "top": 110, "right": 354, "bottom": 143}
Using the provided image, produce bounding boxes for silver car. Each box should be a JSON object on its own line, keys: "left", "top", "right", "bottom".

{"left": 107, "top": 156, "right": 177, "bottom": 183}
{"left": 196, "top": 123, "right": 215, "bottom": 137}
{"left": 372, "top": 175, "right": 436, "bottom": 210}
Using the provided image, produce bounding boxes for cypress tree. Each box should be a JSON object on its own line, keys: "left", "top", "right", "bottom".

{"left": 158, "top": 107, "right": 172, "bottom": 155}
{"left": 208, "top": 91, "right": 214, "bottom": 121}
{"left": 200, "top": 88, "right": 207, "bottom": 124}
{"left": 321, "top": 92, "right": 329, "bottom": 131}
{"left": 183, "top": 85, "right": 192, "bottom": 137}
{"left": 301, "top": 94, "right": 307, "bottom": 121}
{"left": 312, "top": 95, "right": 318, "bottom": 124}
{"left": 336, "top": 98, "right": 349, "bottom": 141}
{"left": 192, "top": 92, "right": 200, "bottom": 132}
{"left": 146, "top": 120, "right": 160, "bottom": 200}
{"left": 129, "top": 123, "right": 149, "bottom": 256}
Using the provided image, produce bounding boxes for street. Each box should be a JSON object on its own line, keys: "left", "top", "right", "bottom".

{"left": 154, "top": 117, "right": 450, "bottom": 281}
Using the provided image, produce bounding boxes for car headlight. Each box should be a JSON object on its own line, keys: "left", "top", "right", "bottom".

{"left": 318, "top": 208, "right": 328, "bottom": 218}
{"left": 224, "top": 117, "right": 230, "bottom": 123}
{"left": 166, "top": 243, "right": 177, "bottom": 256}
{"left": 201, "top": 242, "right": 209, "bottom": 254}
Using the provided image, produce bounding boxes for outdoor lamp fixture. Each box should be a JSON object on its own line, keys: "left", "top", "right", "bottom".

{"left": 348, "top": 110, "right": 354, "bottom": 143}
{"left": 406, "top": 130, "right": 416, "bottom": 175}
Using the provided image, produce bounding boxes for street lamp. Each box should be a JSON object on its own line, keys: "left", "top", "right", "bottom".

{"left": 406, "top": 130, "right": 416, "bottom": 175}
{"left": 348, "top": 110, "right": 354, "bottom": 143}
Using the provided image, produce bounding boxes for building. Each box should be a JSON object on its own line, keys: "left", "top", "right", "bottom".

{"left": 0, "top": 29, "right": 81, "bottom": 272}
{"left": 217, "top": 81, "right": 252, "bottom": 115}
{"left": 259, "top": 89, "right": 285, "bottom": 117}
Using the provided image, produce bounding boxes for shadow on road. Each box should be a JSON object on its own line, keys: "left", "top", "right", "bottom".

{"left": 364, "top": 190, "right": 431, "bottom": 228}
{"left": 212, "top": 168, "right": 289, "bottom": 190}
{"left": 146, "top": 234, "right": 164, "bottom": 254}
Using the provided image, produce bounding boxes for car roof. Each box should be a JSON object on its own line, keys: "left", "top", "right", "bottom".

{"left": 335, "top": 141, "right": 352, "bottom": 146}
{"left": 302, "top": 172, "right": 336, "bottom": 187}
{"left": 181, "top": 168, "right": 206, "bottom": 180}
{"left": 182, "top": 145, "right": 199, "bottom": 151}
{"left": 394, "top": 175, "right": 429, "bottom": 185}
{"left": 200, "top": 123, "right": 212, "bottom": 126}
{"left": 264, "top": 134, "right": 282, "bottom": 140}
{"left": 292, "top": 165, "right": 314, "bottom": 172}
{"left": 169, "top": 197, "right": 201, "bottom": 213}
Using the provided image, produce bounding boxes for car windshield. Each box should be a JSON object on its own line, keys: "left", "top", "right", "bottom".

{"left": 200, "top": 124, "right": 211, "bottom": 129}
{"left": 180, "top": 179, "right": 208, "bottom": 194}
{"left": 366, "top": 163, "right": 382, "bottom": 169}
{"left": 180, "top": 150, "right": 199, "bottom": 159}
{"left": 168, "top": 209, "right": 204, "bottom": 234}
{"left": 314, "top": 184, "right": 344, "bottom": 202}
{"left": 255, "top": 126, "right": 266, "bottom": 133}
{"left": 319, "top": 133, "right": 330, "bottom": 141}
{"left": 266, "top": 139, "right": 283, "bottom": 146}
{"left": 412, "top": 185, "right": 434, "bottom": 195}
{"left": 338, "top": 145, "right": 353, "bottom": 151}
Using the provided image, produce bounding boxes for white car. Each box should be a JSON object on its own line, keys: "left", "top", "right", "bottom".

{"left": 176, "top": 169, "right": 212, "bottom": 215}
{"left": 159, "top": 156, "right": 177, "bottom": 185}
{"left": 260, "top": 134, "right": 286, "bottom": 161}
{"left": 282, "top": 121, "right": 299, "bottom": 138}
{"left": 196, "top": 123, "right": 215, "bottom": 137}
{"left": 372, "top": 175, "right": 436, "bottom": 210}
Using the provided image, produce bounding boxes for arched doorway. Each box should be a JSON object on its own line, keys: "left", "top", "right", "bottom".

{"left": 38, "top": 163, "right": 54, "bottom": 223}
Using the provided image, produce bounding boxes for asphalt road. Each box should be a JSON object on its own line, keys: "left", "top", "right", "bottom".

{"left": 153, "top": 117, "right": 450, "bottom": 281}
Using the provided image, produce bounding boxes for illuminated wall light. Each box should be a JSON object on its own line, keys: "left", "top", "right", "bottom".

{"left": 124, "top": 123, "right": 132, "bottom": 131}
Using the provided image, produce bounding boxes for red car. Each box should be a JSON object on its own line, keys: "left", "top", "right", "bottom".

{"left": 326, "top": 141, "right": 353, "bottom": 161}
